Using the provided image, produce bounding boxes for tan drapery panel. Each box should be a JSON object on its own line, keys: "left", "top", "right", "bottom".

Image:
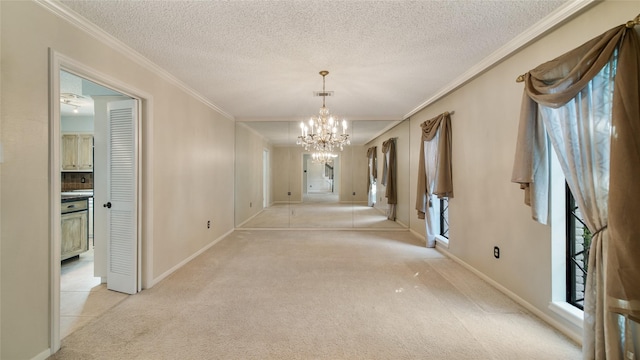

{"left": 511, "top": 19, "right": 640, "bottom": 360}
{"left": 381, "top": 138, "right": 397, "bottom": 204}
{"left": 415, "top": 112, "right": 453, "bottom": 219}
{"left": 366, "top": 146, "right": 377, "bottom": 195}
{"left": 382, "top": 138, "right": 397, "bottom": 220}
{"left": 608, "top": 18, "right": 640, "bottom": 327}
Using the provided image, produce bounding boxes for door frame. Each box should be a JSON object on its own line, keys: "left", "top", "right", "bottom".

{"left": 48, "top": 49, "right": 152, "bottom": 353}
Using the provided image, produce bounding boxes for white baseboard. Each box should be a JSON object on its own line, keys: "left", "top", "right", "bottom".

{"left": 32, "top": 348, "right": 51, "bottom": 360}
{"left": 150, "top": 228, "right": 234, "bottom": 287}
{"left": 396, "top": 219, "right": 408, "bottom": 228}
{"left": 434, "top": 235, "right": 449, "bottom": 248}
{"left": 434, "top": 244, "right": 582, "bottom": 345}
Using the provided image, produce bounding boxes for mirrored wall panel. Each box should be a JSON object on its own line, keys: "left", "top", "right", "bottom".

{"left": 235, "top": 119, "right": 409, "bottom": 229}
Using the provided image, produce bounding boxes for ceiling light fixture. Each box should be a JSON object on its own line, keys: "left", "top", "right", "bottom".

{"left": 312, "top": 151, "right": 338, "bottom": 164}
{"left": 297, "top": 71, "right": 350, "bottom": 152}
{"left": 60, "top": 93, "right": 91, "bottom": 114}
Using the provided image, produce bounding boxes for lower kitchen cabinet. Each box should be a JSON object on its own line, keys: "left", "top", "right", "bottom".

{"left": 61, "top": 198, "right": 89, "bottom": 261}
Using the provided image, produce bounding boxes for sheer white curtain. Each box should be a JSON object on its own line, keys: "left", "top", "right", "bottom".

{"left": 540, "top": 57, "right": 618, "bottom": 359}
{"left": 512, "top": 21, "right": 640, "bottom": 359}
{"left": 367, "top": 147, "right": 377, "bottom": 207}
{"left": 422, "top": 133, "right": 440, "bottom": 247}
{"left": 416, "top": 112, "right": 453, "bottom": 248}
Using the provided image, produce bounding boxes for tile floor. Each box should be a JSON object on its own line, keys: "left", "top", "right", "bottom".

{"left": 60, "top": 247, "right": 128, "bottom": 339}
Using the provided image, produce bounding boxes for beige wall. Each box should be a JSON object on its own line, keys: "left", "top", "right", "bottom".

{"left": 337, "top": 144, "right": 368, "bottom": 203}
{"left": 1, "top": 2, "right": 235, "bottom": 358}
{"left": 235, "top": 123, "right": 272, "bottom": 226}
{"left": 407, "top": 1, "right": 638, "bottom": 340}
{"left": 271, "top": 146, "right": 298, "bottom": 202}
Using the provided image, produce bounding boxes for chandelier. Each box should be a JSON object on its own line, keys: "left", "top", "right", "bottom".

{"left": 311, "top": 151, "right": 337, "bottom": 164}
{"left": 297, "top": 71, "right": 350, "bottom": 152}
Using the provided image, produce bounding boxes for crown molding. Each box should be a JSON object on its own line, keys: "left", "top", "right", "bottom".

{"left": 36, "top": 0, "right": 235, "bottom": 121}
{"left": 236, "top": 116, "right": 404, "bottom": 123}
{"left": 403, "top": 0, "right": 599, "bottom": 119}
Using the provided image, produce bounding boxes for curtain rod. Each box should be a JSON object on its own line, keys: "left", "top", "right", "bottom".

{"left": 444, "top": 111, "right": 455, "bottom": 116}
{"left": 515, "top": 13, "right": 639, "bottom": 83}
{"left": 627, "top": 14, "right": 640, "bottom": 28}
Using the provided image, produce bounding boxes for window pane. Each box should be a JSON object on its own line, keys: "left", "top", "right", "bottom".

{"left": 440, "top": 198, "right": 449, "bottom": 239}
{"left": 566, "top": 183, "right": 589, "bottom": 310}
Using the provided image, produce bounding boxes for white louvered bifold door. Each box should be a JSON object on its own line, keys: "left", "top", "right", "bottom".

{"left": 106, "top": 99, "right": 138, "bottom": 294}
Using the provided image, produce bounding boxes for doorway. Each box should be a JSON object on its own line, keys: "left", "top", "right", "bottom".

{"left": 59, "top": 70, "right": 135, "bottom": 338}
{"left": 303, "top": 153, "right": 339, "bottom": 202}
{"left": 50, "top": 51, "right": 145, "bottom": 353}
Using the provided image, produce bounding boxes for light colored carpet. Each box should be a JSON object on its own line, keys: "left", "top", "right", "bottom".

{"left": 241, "top": 194, "right": 403, "bottom": 229}
{"left": 49, "top": 230, "right": 581, "bottom": 359}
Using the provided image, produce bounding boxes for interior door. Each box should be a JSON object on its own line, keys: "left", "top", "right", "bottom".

{"left": 105, "top": 99, "right": 138, "bottom": 294}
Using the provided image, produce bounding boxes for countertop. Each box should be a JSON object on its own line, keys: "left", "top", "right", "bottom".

{"left": 61, "top": 190, "right": 93, "bottom": 203}
{"left": 61, "top": 194, "right": 93, "bottom": 202}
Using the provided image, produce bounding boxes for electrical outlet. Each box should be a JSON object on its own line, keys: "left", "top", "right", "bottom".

{"left": 207, "top": 220, "right": 211, "bottom": 229}
{"left": 493, "top": 246, "right": 500, "bottom": 259}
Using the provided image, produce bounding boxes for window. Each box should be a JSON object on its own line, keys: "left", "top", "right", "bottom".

{"left": 439, "top": 198, "right": 449, "bottom": 239}
{"left": 429, "top": 195, "right": 449, "bottom": 245}
{"left": 549, "top": 150, "right": 583, "bottom": 328}
{"left": 566, "top": 184, "right": 590, "bottom": 310}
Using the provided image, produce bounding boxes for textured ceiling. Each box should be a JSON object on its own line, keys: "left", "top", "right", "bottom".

{"left": 57, "top": 0, "right": 569, "bottom": 143}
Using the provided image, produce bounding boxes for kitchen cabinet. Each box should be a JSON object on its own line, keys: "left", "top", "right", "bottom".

{"left": 62, "top": 134, "right": 93, "bottom": 171}
{"left": 61, "top": 197, "right": 89, "bottom": 260}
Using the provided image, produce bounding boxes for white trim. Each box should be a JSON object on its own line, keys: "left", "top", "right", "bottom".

{"left": 435, "top": 234, "right": 449, "bottom": 248}
{"left": 395, "top": 219, "right": 408, "bottom": 229}
{"left": 237, "top": 122, "right": 267, "bottom": 142}
{"left": 435, "top": 245, "right": 582, "bottom": 344}
{"left": 549, "top": 301, "right": 584, "bottom": 329}
{"left": 48, "top": 48, "right": 63, "bottom": 355}
{"left": 35, "top": 0, "right": 234, "bottom": 121}
{"left": 403, "top": 0, "right": 598, "bottom": 119}
{"left": 237, "top": 116, "right": 404, "bottom": 123}
{"left": 149, "top": 229, "right": 234, "bottom": 287}
{"left": 548, "top": 142, "right": 584, "bottom": 333}
{"left": 30, "top": 348, "right": 52, "bottom": 360}
{"left": 49, "top": 49, "right": 153, "bottom": 354}
{"left": 364, "top": 121, "right": 405, "bottom": 145}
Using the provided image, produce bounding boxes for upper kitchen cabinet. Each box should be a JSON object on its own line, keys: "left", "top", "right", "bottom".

{"left": 62, "top": 133, "right": 94, "bottom": 171}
